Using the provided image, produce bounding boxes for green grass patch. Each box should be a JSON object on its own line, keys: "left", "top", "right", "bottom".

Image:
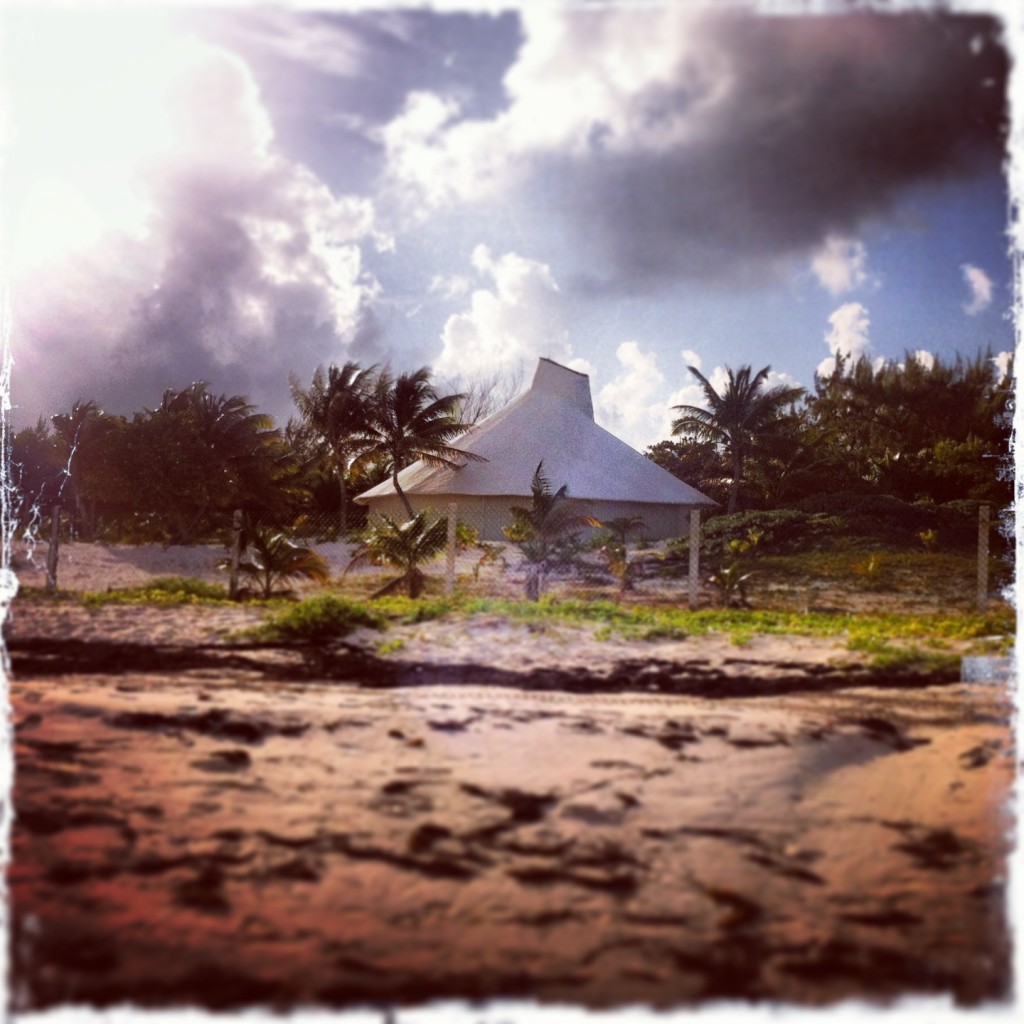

{"left": 849, "top": 640, "right": 962, "bottom": 675}
{"left": 355, "top": 594, "right": 1014, "bottom": 649}
{"left": 373, "top": 595, "right": 460, "bottom": 623}
{"left": 754, "top": 550, "right": 1013, "bottom": 599}
{"left": 248, "top": 595, "right": 386, "bottom": 642}
{"left": 638, "top": 623, "right": 690, "bottom": 642}
{"left": 844, "top": 606, "right": 1015, "bottom": 645}
{"left": 80, "top": 577, "right": 232, "bottom": 607}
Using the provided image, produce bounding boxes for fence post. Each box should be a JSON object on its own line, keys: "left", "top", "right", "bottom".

{"left": 229, "top": 509, "right": 243, "bottom": 600}
{"left": 445, "top": 503, "right": 457, "bottom": 597}
{"left": 688, "top": 508, "right": 701, "bottom": 609}
{"left": 45, "top": 505, "right": 61, "bottom": 593}
{"left": 977, "top": 504, "right": 990, "bottom": 612}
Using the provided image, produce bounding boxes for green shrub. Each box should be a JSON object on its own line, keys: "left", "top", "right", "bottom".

{"left": 791, "top": 493, "right": 996, "bottom": 551}
{"left": 669, "top": 508, "right": 811, "bottom": 560}
{"left": 674, "top": 495, "right": 996, "bottom": 556}
{"left": 81, "top": 576, "right": 230, "bottom": 606}
{"left": 346, "top": 511, "right": 448, "bottom": 598}
{"left": 143, "top": 577, "right": 228, "bottom": 598}
{"left": 254, "top": 595, "right": 385, "bottom": 642}
{"left": 374, "top": 596, "right": 458, "bottom": 623}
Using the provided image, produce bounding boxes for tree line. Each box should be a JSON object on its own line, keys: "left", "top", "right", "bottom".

{"left": 10, "top": 348, "right": 1012, "bottom": 546}
{"left": 651, "top": 351, "right": 1012, "bottom": 516}
{"left": 11, "top": 363, "right": 477, "bottom": 544}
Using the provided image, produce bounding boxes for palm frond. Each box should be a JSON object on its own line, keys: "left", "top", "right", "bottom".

{"left": 228, "top": 527, "right": 331, "bottom": 598}
{"left": 345, "top": 510, "right": 448, "bottom": 596}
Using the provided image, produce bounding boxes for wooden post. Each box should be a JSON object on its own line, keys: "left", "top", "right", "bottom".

{"left": 688, "top": 508, "right": 701, "bottom": 609}
{"left": 445, "top": 502, "right": 458, "bottom": 597}
{"left": 229, "top": 509, "right": 243, "bottom": 600}
{"left": 45, "top": 505, "right": 61, "bottom": 593}
{"left": 977, "top": 504, "right": 990, "bottom": 612}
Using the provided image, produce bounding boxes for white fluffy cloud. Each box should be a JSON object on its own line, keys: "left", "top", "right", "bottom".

{"left": 961, "top": 263, "right": 993, "bottom": 315}
{"left": 764, "top": 368, "right": 803, "bottom": 392}
{"left": 592, "top": 345, "right": 768, "bottom": 451}
{"left": 810, "top": 235, "right": 871, "bottom": 296}
{"left": 381, "top": 91, "right": 467, "bottom": 213}
{"left": 818, "top": 302, "right": 871, "bottom": 377}
{"left": 434, "top": 246, "right": 579, "bottom": 381}
{"left": 594, "top": 342, "right": 669, "bottom": 450}
{"left": 381, "top": 5, "right": 709, "bottom": 216}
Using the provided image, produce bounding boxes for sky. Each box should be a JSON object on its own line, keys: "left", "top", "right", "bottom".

{"left": 0, "top": 0, "right": 1017, "bottom": 452}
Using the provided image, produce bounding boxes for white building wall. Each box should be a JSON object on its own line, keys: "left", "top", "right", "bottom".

{"left": 361, "top": 494, "right": 693, "bottom": 543}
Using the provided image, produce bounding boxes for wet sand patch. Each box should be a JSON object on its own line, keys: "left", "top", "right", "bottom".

{"left": 7, "top": 663, "right": 1014, "bottom": 1012}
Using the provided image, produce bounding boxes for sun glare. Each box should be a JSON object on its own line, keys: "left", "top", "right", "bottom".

{"left": 1, "top": 8, "right": 206, "bottom": 275}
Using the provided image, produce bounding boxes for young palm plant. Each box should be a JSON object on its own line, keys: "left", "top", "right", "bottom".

{"left": 589, "top": 516, "right": 646, "bottom": 598}
{"left": 600, "top": 515, "right": 645, "bottom": 546}
{"left": 505, "top": 462, "right": 594, "bottom": 600}
{"left": 345, "top": 511, "right": 449, "bottom": 598}
{"left": 224, "top": 526, "right": 331, "bottom": 599}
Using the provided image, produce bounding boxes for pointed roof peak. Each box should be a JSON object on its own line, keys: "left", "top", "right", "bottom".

{"left": 532, "top": 357, "right": 593, "bottom": 419}
{"left": 355, "top": 356, "right": 716, "bottom": 515}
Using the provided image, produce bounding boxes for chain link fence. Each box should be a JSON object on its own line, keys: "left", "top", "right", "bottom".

{"left": 11, "top": 499, "right": 1003, "bottom": 612}
{"left": 11, "top": 503, "right": 706, "bottom": 606}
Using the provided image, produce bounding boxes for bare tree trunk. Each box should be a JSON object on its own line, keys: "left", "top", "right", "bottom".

{"left": 228, "top": 509, "right": 243, "bottom": 600}
{"left": 977, "top": 504, "right": 990, "bottom": 611}
{"left": 728, "top": 452, "right": 742, "bottom": 514}
{"left": 393, "top": 469, "right": 414, "bottom": 520}
{"left": 525, "top": 564, "right": 540, "bottom": 601}
{"left": 339, "top": 470, "right": 349, "bottom": 536}
{"left": 46, "top": 506, "right": 61, "bottom": 593}
{"left": 688, "top": 508, "right": 701, "bottom": 609}
{"left": 445, "top": 503, "right": 457, "bottom": 597}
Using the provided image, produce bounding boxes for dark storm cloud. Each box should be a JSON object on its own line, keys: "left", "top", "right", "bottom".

{"left": 109, "top": 175, "right": 382, "bottom": 421}
{"left": 187, "top": 6, "right": 521, "bottom": 196}
{"left": 540, "top": 10, "right": 1009, "bottom": 290}
{"left": 111, "top": 170, "right": 362, "bottom": 400}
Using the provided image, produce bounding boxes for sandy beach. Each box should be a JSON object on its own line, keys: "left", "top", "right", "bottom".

{"left": 2, "top": 596, "right": 1016, "bottom": 1013}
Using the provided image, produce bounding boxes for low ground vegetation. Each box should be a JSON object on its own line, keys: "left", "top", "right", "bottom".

{"left": 30, "top": 548, "right": 1013, "bottom": 674}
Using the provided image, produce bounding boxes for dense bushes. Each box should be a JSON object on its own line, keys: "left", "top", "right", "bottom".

{"left": 254, "top": 595, "right": 386, "bottom": 642}
{"left": 671, "top": 495, "right": 1006, "bottom": 561}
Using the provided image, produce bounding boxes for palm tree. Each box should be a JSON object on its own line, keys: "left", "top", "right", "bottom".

{"left": 156, "top": 382, "right": 286, "bottom": 535}
{"left": 51, "top": 399, "right": 117, "bottom": 539}
{"left": 289, "top": 361, "right": 377, "bottom": 533}
{"left": 354, "top": 367, "right": 483, "bottom": 520}
{"left": 345, "top": 510, "right": 449, "bottom": 598}
{"left": 225, "top": 525, "right": 331, "bottom": 599}
{"left": 159, "top": 382, "right": 279, "bottom": 479}
{"left": 672, "top": 365, "right": 804, "bottom": 514}
{"left": 504, "top": 462, "right": 594, "bottom": 599}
